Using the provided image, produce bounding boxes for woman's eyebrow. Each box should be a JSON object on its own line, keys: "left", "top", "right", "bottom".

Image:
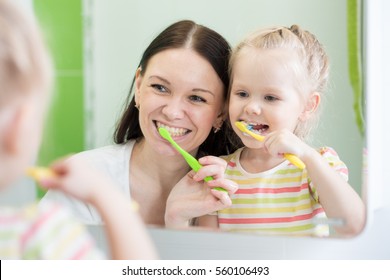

{"left": 193, "top": 88, "right": 215, "bottom": 97}
{"left": 148, "top": 75, "right": 171, "bottom": 85}
{"left": 149, "top": 75, "right": 215, "bottom": 97}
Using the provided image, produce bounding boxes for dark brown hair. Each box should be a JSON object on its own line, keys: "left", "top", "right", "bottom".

{"left": 114, "top": 20, "right": 240, "bottom": 156}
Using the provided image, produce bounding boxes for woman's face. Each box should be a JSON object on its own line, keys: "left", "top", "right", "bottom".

{"left": 135, "top": 48, "right": 225, "bottom": 156}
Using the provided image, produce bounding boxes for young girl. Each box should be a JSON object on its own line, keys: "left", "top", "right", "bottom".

{"left": 0, "top": 0, "right": 157, "bottom": 259}
{"left": 199, "top": 25, "right": 365, "bottom": 237}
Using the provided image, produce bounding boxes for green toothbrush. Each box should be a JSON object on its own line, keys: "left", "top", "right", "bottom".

{"left": 158, "top": 127, "right": 227, "bottom": 192}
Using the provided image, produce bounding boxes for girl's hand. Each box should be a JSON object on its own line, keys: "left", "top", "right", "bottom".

{"left": 263, "top": 129, "right": 311, "bottom": 159}
{"left": 38, "top": 157, "right": 113, "bottom": 204}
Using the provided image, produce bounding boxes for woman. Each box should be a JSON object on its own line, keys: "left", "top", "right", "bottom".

{"left": 41, "top": 20, "right": 240, "bottom": 227}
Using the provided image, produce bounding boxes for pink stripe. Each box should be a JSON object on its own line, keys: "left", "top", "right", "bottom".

{"left": 227, "top": 161, "right": 236, "bottom": 167}
{"left": 20, "top": 204, "right": 61, "bottom": 248}
{"left": 338, "top": 168, "right": 348, "bottom": 175}
{"left": 219, "top": 208, "right": 324, "bottom": 224}
{"left": 0, "top": 214, "right": 23, "bottom": 223}
{"left": 70, "top": 240, "right": 95, "bottom": 260}
{"left": 236, "top": 183, "right": 308, "bottom": 194}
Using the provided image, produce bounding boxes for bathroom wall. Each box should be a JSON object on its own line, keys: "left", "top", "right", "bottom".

{"left": 88, "top": 0, "right": 390, "bottom": 257}
{"left": 85, "top": 0, "right": 364, "bottom": 193}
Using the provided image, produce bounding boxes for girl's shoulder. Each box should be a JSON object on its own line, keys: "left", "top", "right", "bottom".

{"left": 220, "top": 147, "right": 244, "bottom": 163}
{"left": 317, "top": 146, "right": 348, "bottom": 179}
{"left": 7, "top": 202, "right": 104, "bottom": 259}
{"left": 317, "top": 146, "right": 344, "bottom": 163}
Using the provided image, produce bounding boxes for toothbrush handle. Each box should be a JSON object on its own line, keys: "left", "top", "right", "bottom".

{"left": 284, "top": 153, "right": 306, "bottom": 169}
{"left": 204, "top": 176, "right": 228, "bottom": 193}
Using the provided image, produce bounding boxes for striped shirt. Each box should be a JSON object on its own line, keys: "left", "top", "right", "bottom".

{"left": 0, "top": 202, "right": 104, "bottom": 259}
{"left": 218, "top": 147, "right": 348, "bottom": 237}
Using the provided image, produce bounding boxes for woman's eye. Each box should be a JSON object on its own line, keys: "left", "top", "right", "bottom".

{"left": 189, "top": 95, "right": 207, "bottom": 103}
{"left": 151, "top": 84, "right": 168, "bottom": 93}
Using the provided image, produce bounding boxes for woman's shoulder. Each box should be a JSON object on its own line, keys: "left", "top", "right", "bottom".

{"left": 69, "top": 141, "right": 135, "bottom": 167}
{"left": 74, "top": 141, "right": 134, "bottom": 160}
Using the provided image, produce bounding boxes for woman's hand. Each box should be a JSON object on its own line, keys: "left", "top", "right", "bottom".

{"left": 165, "top": 156, "right": 237, "bottom": 228}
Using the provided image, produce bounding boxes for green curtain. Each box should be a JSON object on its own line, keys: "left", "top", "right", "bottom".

{"left": 347, "top": 0, "right": 365, "bottom": 136}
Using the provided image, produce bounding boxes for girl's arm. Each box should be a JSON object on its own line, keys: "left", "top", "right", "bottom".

{"left": 300, "top": 147, "right": 365, "bottom": 236}
{"left": 40, "top": 157, "right": 158, "bottom": 259}
{"left": 264, "top": 130, "right": 365, "bottom": 236}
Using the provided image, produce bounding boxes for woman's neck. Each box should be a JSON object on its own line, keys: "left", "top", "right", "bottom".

{"left": 132, "top": 138, "right": 191, "bottom": 186}
{"left": 130, "top": 138, "right": 192, "bottom": 226}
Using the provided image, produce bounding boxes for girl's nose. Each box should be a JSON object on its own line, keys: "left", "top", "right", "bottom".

{"left": 245, "top": 101, "right": 262, "bottom": 115}
{"left": 162, "top": 99, "right": 185, "bottom": 120}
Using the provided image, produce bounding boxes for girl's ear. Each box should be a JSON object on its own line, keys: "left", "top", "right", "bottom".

{"left": 1, "top": 103, "right": 28, "bottom": 156}
{"left": 299, "top": 92, "right": 320, "bottom": 121}
{"left": 134, "top": 67, "right": 143, "bottom": 105}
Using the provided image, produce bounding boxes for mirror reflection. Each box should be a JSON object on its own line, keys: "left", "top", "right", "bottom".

{"left": 39, "top": 0, "right": 366, "bottom": 238}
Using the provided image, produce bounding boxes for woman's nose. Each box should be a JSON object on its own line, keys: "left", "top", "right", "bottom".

{"left": 162, "top": 99, "right": 185, "bottom": 120}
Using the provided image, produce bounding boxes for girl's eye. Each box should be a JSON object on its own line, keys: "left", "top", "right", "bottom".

{"left": 237, "top": 91, "right": 249, "bottom": 98}
{"left": 151, "top": 84, "right": 168, "bottom": 93}
{"left": 264, "top": 95, "right": 278, "bottom": 101}
{"left": 189, "top": 95, "right": 207, "bottom": 103}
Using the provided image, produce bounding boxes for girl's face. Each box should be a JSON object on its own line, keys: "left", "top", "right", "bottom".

{"left": 135, "top": 48, "right": 225, "bottom": 156}
{"left": 229, "top": 48, "right": 308, "bottom": 148}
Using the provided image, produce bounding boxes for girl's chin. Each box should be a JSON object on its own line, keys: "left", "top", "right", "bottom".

{"left": 242, "top": 140, "right": 264, "bottom": 150}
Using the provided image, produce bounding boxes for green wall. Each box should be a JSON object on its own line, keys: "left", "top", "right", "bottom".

{"left": 34, "top": 0, "right": 84, "bottom": 197}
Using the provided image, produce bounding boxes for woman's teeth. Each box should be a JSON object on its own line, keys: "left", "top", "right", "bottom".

{"left": 156, "top": 122, "right": 189, "bottom": 137}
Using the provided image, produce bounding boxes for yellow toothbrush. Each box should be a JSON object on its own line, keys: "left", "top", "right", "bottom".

{"left": 26, "top": 167, "right": 56, "bottom": 181}
{"left": 235, "top": 121, "right": 306, "bottom": 169}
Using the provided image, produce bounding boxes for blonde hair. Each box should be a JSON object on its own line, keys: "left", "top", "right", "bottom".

{"left": 0, "top": 0, "right": 52, "bottom": 107}
{"left": 229, "top": 24, "right": 329, "bottom": 139}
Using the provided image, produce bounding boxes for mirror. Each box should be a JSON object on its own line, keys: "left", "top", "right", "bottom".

{"left": 81, "top": 0, "right": 365, "bottom": 237}
{"left": 21, "top": 0, "right": 367, "bottom": 241}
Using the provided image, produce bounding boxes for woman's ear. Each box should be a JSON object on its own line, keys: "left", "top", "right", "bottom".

{"left": 299, "top": 92, "right": 320, "bottom": 121}
{"left": 134, "top": 67, "right": 143, "bottom": 106}
{"left": 212, "top": 110, "right": 226, "bottom": 133}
